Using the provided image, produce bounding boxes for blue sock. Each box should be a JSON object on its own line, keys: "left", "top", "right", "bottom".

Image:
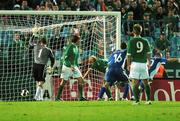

{"left": 140, "top": 80, "right": 145, "bottom": 92}
{"left": 98, "top": 87, "right": 106, "bottom": 98}
{"left": 123, "top": 83, "right": 129, "bottom": 99}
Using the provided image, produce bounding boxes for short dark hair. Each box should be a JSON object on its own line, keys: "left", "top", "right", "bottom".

{"left": 72, "top": 35, "right": 80, "bottom": 43}
{"left": 40, "top": 37, "right": 47, "bottom": 45}
{"left": 121, "top": 42, "right": 127, "bottom": 49}
{"left": 133, "top": 24, "right": 142, "bottom": 35}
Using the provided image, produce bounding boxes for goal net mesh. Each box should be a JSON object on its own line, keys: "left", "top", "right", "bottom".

{"left": 0, "top": 11, "right": 120, "bottom": 101}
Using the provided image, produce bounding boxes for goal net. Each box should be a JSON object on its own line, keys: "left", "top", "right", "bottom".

{"left": 0, "top": 11, "right": 121, "bottom": 101}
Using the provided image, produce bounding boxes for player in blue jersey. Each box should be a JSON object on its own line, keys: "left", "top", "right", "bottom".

{"left": 149, "top": 52, "right": 167, "bottom": 80}
{"left": 98, "top": 42, "right": 129, "bottom": 100}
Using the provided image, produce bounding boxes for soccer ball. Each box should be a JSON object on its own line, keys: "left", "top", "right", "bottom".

{"left": 21, "top": 89, "right": 29, "bottom": 97}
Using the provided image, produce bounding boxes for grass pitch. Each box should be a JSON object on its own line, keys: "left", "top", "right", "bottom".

{"left": 0, "top": 101, "right": 179, "bottom": 121}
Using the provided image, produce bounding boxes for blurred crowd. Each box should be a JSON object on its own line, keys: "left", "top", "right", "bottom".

{"left": 1, "top": 0, "right": 179, "bottom": 32}
{"left": 0, "top": 0, "right": 179, "bottom": 18}
{"left": 0, "top": 0, "right": 180, "bottom": 58}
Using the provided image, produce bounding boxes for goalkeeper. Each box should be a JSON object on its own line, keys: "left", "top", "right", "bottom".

{"left": 30, "top": 37, "right": 55, "bottom": 101}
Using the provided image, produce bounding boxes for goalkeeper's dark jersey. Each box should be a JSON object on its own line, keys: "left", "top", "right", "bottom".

{"left": 34, "top": 45, "right": 55, "bottom": 67}
{"left": 91, "top": 59, "right": 108, "bottom": 73}
{"left": 30, "top": 34, "right": 55, "bottom": 67}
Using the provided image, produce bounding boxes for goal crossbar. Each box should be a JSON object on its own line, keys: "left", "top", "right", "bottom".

{"left": 0, "top": 10, "right": 120, "bottom": 16}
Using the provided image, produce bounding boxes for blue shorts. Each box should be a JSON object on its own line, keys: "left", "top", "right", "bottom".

{"left": 105, "top": 68, "right": 128, "bottom": 86}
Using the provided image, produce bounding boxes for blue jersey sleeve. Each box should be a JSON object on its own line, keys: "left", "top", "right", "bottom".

{"left": 149, "top": 57, "right": 167, "bottom": 74}
{"left": 160, "top": 58, "right": 167, "bottom": 64}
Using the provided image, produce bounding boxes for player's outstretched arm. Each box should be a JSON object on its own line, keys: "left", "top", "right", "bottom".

{"left": 83, "top": 68, "right": 92, "bottom": 79}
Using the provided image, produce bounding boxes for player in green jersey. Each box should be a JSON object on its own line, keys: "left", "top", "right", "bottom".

{"left": 56, "top": 35, "right": 87, "bottom": 101}
{"left": 83, "top": 55, "right": 108, "bottom": 77}
{"left": 127, "top": 24, "right": 152, "bottom": 105}
{"left": 83, "top": 56, "right": 112, "bottom": 100}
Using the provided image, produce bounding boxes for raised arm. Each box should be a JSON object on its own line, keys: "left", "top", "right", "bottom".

{"left": 83, "top": 68, "right": 92, "bottom": 79}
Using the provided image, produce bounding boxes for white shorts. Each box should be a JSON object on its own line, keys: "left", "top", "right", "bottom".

{"left": 61, "top": 65, "right": 82, "bottom": 81}
{"left": 129, "top": 62, "right": 149, "bottom": 80}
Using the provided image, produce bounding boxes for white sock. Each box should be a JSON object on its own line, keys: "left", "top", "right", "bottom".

{"left": 39, "top": 87, "right": 44, "bottom": 100}
{"left": 35, "top": 86, "right": 41, "bottom": 100}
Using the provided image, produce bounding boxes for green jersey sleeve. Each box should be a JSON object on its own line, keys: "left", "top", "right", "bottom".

{"left": 127, "top": 40, "right": 132, "bottom": 55}
{"left": 146, "top": 40, "right": 151, "bottom": 54}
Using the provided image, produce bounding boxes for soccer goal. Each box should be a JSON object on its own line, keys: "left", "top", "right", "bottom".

{"left": 0, "top": 11, "right": 121, "bottom": 101}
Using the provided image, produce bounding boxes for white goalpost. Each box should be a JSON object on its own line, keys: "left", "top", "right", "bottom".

{"left": 0, "top": 10, "right": 121, "bottom": 101}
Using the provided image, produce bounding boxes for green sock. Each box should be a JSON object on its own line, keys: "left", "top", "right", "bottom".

{"left": 78, "top": 84, "right": 83, "bottom": 98}
{"left": 106, "top": 87, "right": 112, "bottom": 98}
{"left": 56, "top": 85, "right": 64, "bottom": 99}
{"left": 145, "top": 84, "right": 151, "bottom": 101}
{"left": 132, "top": 85, "right": 140, "bottom": 102}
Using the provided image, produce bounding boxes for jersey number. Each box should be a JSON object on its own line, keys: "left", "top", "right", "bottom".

{"left": 38, "top": 49, "right": 43, "bottom": 58}
{"left": 136, "top": 41, "right": 143, "bottom": 53}
{"left": 114, "top": 54, "right": 122, "bottom": 63}
{"left": 150, "top": 59, "right": 154, "bottom": 67}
